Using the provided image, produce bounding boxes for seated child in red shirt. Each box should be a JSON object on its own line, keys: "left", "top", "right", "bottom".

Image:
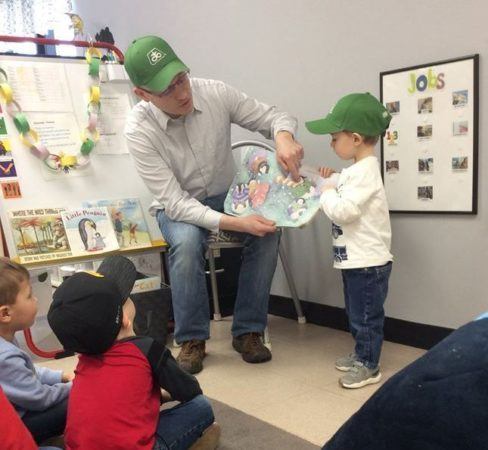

{"left": 48, "top": 255, "right": 220, "bottom": 450}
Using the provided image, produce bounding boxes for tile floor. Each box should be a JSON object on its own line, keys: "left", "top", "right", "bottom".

{"left": 36, "top": 315, "right": 425, "bottom": 447}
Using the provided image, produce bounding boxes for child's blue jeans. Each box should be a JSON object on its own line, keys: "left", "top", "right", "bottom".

{"left": 22, "top": 397, "right": 68, "bottom": 444}
{"left": 154, "top": 395, "right": 215, "bottom": 450}
{"left": 341, "top": 261, "right": 393, "bottom": 369}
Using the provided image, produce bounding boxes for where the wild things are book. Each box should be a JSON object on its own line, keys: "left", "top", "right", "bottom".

{"left": 9, "top": 207, "right": 72, "bottom": 263}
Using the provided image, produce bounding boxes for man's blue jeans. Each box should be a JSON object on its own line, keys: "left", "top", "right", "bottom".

{"left": 154, "top": 395, "right": 214, "bottom": 450}
{"left": 341, "top": 262, "right": 392, "bottom": 369}
{"left": 157, "top": 193, "right": 280, "bottom": 343}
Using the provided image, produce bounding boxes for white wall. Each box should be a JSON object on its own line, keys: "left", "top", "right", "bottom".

{"left": 77, "top": 0, "right": 488, "bottom": 329}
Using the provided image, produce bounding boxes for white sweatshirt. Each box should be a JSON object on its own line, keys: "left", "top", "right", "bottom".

{"left": 320, "top": 156, "right": 393, "bottom": 269}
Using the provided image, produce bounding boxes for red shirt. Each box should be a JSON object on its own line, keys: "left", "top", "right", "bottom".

{"left": 66, "top": 340, "right": 160, "bottom": 450}
{"left": 0, "top": 387, "right": 37, "bottom": 450}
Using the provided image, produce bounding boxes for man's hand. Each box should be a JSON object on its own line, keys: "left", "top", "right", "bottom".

{"left": 220, "top": 214, "right": 276, "bottom": 237}
{"left": 275, "top": 131, "right": 304, "bottom": 182}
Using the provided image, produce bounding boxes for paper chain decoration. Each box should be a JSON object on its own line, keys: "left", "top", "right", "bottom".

{"left": 0, "top": 48, "right": 103, "bottom": 173}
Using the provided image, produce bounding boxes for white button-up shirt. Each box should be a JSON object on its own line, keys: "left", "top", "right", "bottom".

{"left": 124, "top": 78, "right": 297, "bottom": 231}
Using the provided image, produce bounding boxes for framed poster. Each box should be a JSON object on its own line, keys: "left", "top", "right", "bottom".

{"left": 380, "top": 54, "right": 479, "bottom": 214}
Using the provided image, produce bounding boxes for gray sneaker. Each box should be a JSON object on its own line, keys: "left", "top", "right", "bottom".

{"left": 335, "top": 353, "right": 358, "bottom": 372}
{"left": 340, "top": 362, "right": 382, "bottom": 389}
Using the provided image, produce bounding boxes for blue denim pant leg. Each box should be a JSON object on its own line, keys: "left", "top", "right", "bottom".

{"left": 201, "top": 192, "right": 280, "bottom": 337}
{"left": 153, "top": 395, "right": 215, "bottom": 450}
{"left": 157, "top": 211, "right": 210, "bottom": 343}
{"left": 341, "top": 262, "right": 392, "bottom": 369}
{"left": 341, "top": 272, "right": 356, "bottom": 341}
{"left": 22, "top": 397, "right": 68, "bottom": 444}
{"left": 231, "top": 230, "right": 280, "bottom": 337}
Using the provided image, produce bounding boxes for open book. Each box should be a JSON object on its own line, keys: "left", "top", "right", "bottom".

{"left": 224, "top": 147, "right": 336, "bottom": 227}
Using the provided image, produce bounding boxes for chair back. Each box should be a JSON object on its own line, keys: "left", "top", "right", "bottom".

{"left": 231, "top": 140, "right": 275, "bottom": 166}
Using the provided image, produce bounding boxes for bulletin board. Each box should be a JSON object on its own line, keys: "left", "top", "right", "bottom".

{"left": 380, "top": 54, "right": 479, "bottom": 214}
{"left": 0, "top": 53, "right": 164, "bottom": 265}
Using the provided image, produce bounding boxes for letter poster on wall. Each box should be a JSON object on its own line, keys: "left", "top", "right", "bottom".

{"left": 380, "top": 55, "right": 479, "bottom": 214}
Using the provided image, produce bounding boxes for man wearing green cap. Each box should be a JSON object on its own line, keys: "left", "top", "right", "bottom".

{"left": 305, "top": 93, "right": 393, "bottom": 389}
{"left": 124, "top": 35, "right": 303, "bottom": 374}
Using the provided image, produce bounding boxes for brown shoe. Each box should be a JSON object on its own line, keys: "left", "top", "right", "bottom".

{"left": 232, "top": 332, "right": 272, "bottom": 363}
{"left": 189, "top": 422, "right": 221, "bottom": 450}
{"left": 176, "top": 340, "right": 206, "bottom": 374}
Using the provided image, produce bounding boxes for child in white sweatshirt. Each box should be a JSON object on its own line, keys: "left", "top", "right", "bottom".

{"left": 306, "top": 93, "right": 393, "bottom": 389}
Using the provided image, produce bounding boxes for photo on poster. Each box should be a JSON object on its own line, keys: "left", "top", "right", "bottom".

{"left": 417, "top": 96, "right": 433, "bottom": 114}
{"left": 452, "top": 156, "right": 468, "bottom": 171}
{"left": 453, "top": 120, "right": 468, "bottom": 136}
{"left": 0, "top": 159, "right": 17, "bottom": 178}
{"left": 385, "top": 130, "right": 398, "bottom": 146}
{"left": 418, "top": 186, "right": 433, "bottom": 200}
{"left": 417, "top": 124, "right": 432, "bottom": 139}
{"left": 452, "top": 90, "right": 468, "bottom": 107}
{"left": 385, "top": 160, "right": 399, "bottom": 173}
{"left": 8, "top": 208, "right": 73, "bottom": 264}
{"left": 386, "top": 101, "right": 400, "bottom": 115}
{"left": 418, "top": 157, "right": 434, "bottom": 173}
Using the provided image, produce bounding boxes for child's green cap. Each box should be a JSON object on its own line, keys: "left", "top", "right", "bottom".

{"left": 305, "top": 93, "right": 392, "bottom": 136}
{"left": 124, "top": 35, "right": 189, "bottom": 92}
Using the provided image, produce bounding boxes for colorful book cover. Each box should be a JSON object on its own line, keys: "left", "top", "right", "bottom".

{"left": 61, "top": 207, "right": 119, "bottom": 256}
{"left": 9, "top": 207, "right": 73, "bottom": 263}
{"left": 82, "top": 198, "right": 152, "bottom": 250}
{"left": 224, "top": 147, "right": 322, "bottom": 227}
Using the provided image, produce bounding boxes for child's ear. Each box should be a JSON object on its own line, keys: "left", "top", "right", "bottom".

{"left": 0, "top": 305, "right": 12, "bottom": 324}
{"left": 352, "top": 133, "right": 363, "bottom": 145}
{"left": 121, "top": 311, "right": 131, "bottom": 329}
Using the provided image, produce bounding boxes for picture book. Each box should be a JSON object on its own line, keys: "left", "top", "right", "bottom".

{"left": 61, "top": 207, "right": 119, "bottom": 256}
{"left": 82, "top": 198, "right": 152, "bottom": 250}
{"left": 9, "top": 207, "right": 73, "bottom": 263}
{"left": 224, "top": 147, "right": 323, "bottom": 227}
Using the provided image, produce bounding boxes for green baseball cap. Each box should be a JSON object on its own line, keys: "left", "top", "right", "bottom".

{"left": 124, "top": 35, "right": 189, "bottom": 92}
{"left": 305, "top": 93, "right": 392, "bottom": 136}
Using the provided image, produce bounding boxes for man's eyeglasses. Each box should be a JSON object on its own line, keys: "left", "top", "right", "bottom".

{"left": 149, "top": 71, "right": 190, "bottom": 98}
